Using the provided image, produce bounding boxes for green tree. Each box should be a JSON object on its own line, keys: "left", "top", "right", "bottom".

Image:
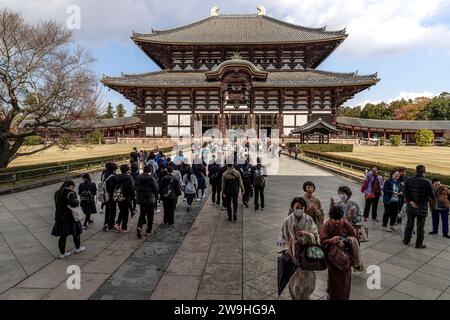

{"left": 361, "top": 103, "right": 391, "bottom": 119}
{"left": 417, "top": 97, "right": 450, "bottom": 120}
{"left": 415, "top": 129, "right": 434, "bottom": 147}
{"left": 338, "top": 106, "right": 362, "bottom": 118}
{"left": 132, "top": 106, "right": 141, "bottom": 117}
{"left": 102, "top": 102, "right": 115, "bottom": 119}
{"left": 83, "top": 129, "right": 104, "bottom": 145}
{"left": 390, "top": 135, "right": 402, "bottom": 146}
{"left": 116, "top": 104, "right": 126, "bottom": 118}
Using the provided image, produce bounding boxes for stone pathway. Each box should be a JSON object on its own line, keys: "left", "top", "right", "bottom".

{"left": 1, "top": 153, "right": 450, "bottom": 300}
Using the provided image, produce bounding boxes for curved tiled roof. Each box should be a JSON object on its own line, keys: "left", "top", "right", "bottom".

{"left": 102, "top": 69, "right": 379, "bottom": 88}
{"left": 132, "top": 14, "right": 347, "bottom": 44}
{"left": 337, "top": 117, "right": 450, "bottom": 130}
{"left": 292, "top": 118, "right": 340, "bottom": 134}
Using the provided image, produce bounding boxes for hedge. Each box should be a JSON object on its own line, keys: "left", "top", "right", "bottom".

{"left": 303, "top": 150, "right": 450, "bottom": 185}
{"left": 287, "top": 143, "right": 353, "bottom": 153}
{"left": 0, "top": 146, "right": 174, "bottom": 183}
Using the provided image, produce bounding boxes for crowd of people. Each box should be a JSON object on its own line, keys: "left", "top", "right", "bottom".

{"left": 49, "top": 142, "right": 449, "bottom": 300}
{"left": 51, "top": 143, "right": 269, "bottom": 258}
{"left": 278, "top": 163, "right": 450, "bottom": 300}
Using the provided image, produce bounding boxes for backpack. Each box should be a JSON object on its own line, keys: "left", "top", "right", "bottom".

{"left": 161, "top": 177, "right": 173, "bottom": 199}
{"left": 80, "top": 189, "right": 93, "bottom": 202}
{"left": 242, "top": 169, "right": 252, "bottom": 181}
{"left": 113, "top": 184, "right": 126, "bottom": 202}
{"left": 97, "top": 174, "right": 113, "bottom": 204}
{"left": 254, "top": 168, "right": 265, "bottom": 188}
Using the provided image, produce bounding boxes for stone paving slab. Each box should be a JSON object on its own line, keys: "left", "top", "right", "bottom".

{"left": 90, "top": 189, "right": 209, "bottom": 300}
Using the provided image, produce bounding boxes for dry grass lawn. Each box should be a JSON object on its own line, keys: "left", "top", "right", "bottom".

{"left": 330, "top": 145, "right": 450, "bottom": 175}
{"left": 10, "top": 143, "right": 173, "bottom": 167}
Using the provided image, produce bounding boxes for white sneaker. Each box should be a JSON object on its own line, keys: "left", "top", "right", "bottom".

{"left": 384, "top": 226, "right": 392, "bottom": 232}
{"left": 196, "top": 198, "right": 201, "bottom": 201}
{"left": 202, "top": 195, "right": 206, "bottom": 199}
{"left": 390, "top": 226, "right": 399, "bottom": 231}
{"left": 58, "top": 252, "right": 71, "bottom": 259}
{"left": 74, "top": 246, "right": 86, "bottom": 254}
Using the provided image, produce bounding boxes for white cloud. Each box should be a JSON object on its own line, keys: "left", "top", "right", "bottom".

{"left": 1, "top": 0, "right": 450, "bottom": 55}
{"left": 346, "top": 90, "right": 437, "bottom": 107}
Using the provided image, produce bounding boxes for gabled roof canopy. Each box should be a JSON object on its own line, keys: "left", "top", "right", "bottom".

{"left": 205, "top": 55, "right": 269, "bottom": 81}
{"left": 292, "top": 118, "right": 340, "bottom": 134}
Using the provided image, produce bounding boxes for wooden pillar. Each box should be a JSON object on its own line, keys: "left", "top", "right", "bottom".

{"left": 367, "top": 129, "right": 371, "bottom": 139}
{"left": 308, "top": 89, "right": 314, "bottom": 122}
{"left": 162, "top": 89, "right": 168, "bottom": 138}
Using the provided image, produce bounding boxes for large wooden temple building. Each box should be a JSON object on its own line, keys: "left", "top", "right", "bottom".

{"left": 102, "top": 7, "right": 379, "bottom": 139}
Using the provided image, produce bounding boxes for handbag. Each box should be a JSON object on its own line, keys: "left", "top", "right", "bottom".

{"left": 365, "top": 193, "right": 376, "bottom": 200}
{"left": 68, "top": 205, "right": 84, "bottom": 222}
{"left": 67, "top": 192, "right": 83, "bottom": 221}
{"left": 358, "top": 225, "right": 369, "bottom": 242}
{"left": 299, "top": 245, "right": 327, "bottom": 271}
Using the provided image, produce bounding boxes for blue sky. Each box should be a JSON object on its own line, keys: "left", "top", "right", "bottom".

{"left": 2, "top": 0, "right": 450, "bottom": 114}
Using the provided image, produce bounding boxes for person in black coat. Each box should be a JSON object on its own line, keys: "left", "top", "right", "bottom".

{"left": 159, "top": 166, "right": 182, "bottom": 226}
{"left": 103, "top": 163, "right": 117, "bottom": 232}
{"left": 135, "top": 165, "right": 159, "bottom": 238}
{"left": 240, "top": 160, "right": 254, "bottom": 208}
{"left": 403, "top": 165, "right": 436, "bottom": 249}
{"left": 78, "top": 173, "right": 97, "bottom": 229}
{"left": 114, "top": 164, "right": 135, "bottom": 233}
{"left": 193, "top": 158, "right": 207, "bottom": 200}
{"left": 51, "top": 181, "right": 85, "bottom": 259}
{"left": 208, "top": 155, "right": 221, "bottom": 206}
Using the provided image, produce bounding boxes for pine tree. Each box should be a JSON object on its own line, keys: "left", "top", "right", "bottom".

{"left": 116, "top": 104, "right": 126, "bottom": 118}
{"left": 103, "top": 102, "right": 115, "bottom": 119}
{"left": 132, "top": 106, "right": 140, "bottom": 117}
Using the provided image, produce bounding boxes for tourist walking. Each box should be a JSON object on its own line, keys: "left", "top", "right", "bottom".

{"left": 429, "top": 178, "right": 450, "bottom": 239}
{"left": 159, "top": 166, "right": 182, "bottom": 225}
{"left": 78, "top": 173, "right": 97, "bottom": 229}
{"left": 135, "top": 165, "right": 159, "bottom": 238}
{"left": 296, "top": 181, "right": 325, "bottom": 232}
{"left": 278, "top": 197, "right": 319, "bottom": 300}
{"left": 51, "top": 181, "right": 85, "bottom": 259}
{"left": 331, "top": 186, "right": 367, "bottom": 242}
{"left": 208, "top": 155, "right": 221, "bottom": 206}
{"left": 102, "top": 163, "right": 118, "bottom": 232}
{"left": 113, "top": 164, "right": 135, "bottom": 233}
{"left": 222, "top": 164, "right": 245, "bottom": 221}
{"left": 252, "top": 157, "right": 267, "bottom": 211}
{"left": 183, "top": 167, "right": 198, "bottom": 212}
{"left": 192, "top": 157, "right": 207, "bottom": 200}
{"left": 240, "top": 160, "right": 253, "bottom": 208}
{"left": 403, "top": 165, "right": 435, "bottom": 249}
{"left": 146, "top": 152, "right": 159, "bottom": 174}
{"left": 382, "top": 171, "right": 401, "bottom": 232}
{"left": 130, "top": 147, "right": 139, "bottom": 169}
{"left": 218, "top": 163, "right": 228, "bottom": 210}
{"left": 320, "top": 206, "right": 361, "bottom": 300}
{"left": 361, "top": 167, "right": 383, "bottom": 222}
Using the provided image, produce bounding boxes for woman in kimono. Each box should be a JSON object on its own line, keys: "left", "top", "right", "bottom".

{"left": 320, "top": 206, "right": 361, "bottom": 300}
{"left": 332, "top": 186, "right": 368, "bottom": 243}
{"left": 278, "top": 197, "right": 320, "bottom": 300}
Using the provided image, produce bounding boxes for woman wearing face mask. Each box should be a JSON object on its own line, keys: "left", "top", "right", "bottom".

{"left": 278, "top": 197, "right": 319, "bottom": 300}
{"left": 320, "top": 206, "right": 361, "bottom": 300}
{"left": 331, "top": 186, "right": 367, "bottom": 242}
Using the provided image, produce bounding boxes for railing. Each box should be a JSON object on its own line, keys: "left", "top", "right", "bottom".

{"left": 0, "top": 154, "right": 131, "bottom": 185}
{"left": 292, "top": 151, "right": 388, "bottom": 180}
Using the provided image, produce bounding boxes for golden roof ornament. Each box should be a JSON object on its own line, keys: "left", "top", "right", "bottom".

{"left": 210, "top": 6, "right": 219, "bottom": 17}
{"left": 257, "top": 6, "right": 266, "bottom": 16}
{"left": 232, "top": 52, "right": 242, "bottom": 60}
